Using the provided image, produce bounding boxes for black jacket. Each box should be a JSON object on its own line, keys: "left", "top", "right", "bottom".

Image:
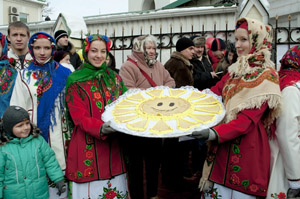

{"left": 190, "top": 55, "right": 217, "bottom": 90}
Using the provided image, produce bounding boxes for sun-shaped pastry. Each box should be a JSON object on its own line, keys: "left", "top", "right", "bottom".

{"left": 102, "top": 86, "right": 225, "bottom": 138}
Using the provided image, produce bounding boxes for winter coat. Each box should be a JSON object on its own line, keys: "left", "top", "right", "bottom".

{"left": 190, "top": 55, "right": 217, "bottom": 90}
{"left": 209, "top": 73, "right": 272, "bottom": 197}
{"left": 0, "top": 135, "right": 64, "bottom": 199}
{"left": 119, "top": 50, "right": 175, "bottom": 89}
{"left": 65, "top": 75, "right": 127, "bottom": 183}
{"left": 57, "top": 42, "right": 82, "bottom": 69}
{"left": 164, "top": 51, "right": 193, "bottom": 88}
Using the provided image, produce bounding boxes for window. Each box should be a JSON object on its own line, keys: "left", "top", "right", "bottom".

{"left": 19, "top": 13, "right": 28, "bottom": 23}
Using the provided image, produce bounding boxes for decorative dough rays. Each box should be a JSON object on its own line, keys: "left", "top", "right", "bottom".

{"left": 111, "top": 88, "right": 224, "bottom": 135}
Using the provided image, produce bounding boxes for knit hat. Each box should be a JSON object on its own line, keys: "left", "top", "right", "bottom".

{"left": 54, "top": 30, "right": 68, "bottom": 42}
{"left": 2, "top": 106, "right": 30, "bottom": 138}
{"left": 176, "top": 37, "right": 194, "bottom": 52}
{"left": 211, "top": 38, "right": 226, "bottom": 51}
{"left": 191, "top": 36, "right": 206, "bottom": 47}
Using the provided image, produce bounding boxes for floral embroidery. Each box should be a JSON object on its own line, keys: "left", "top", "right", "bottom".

{"left": 94, "top": 91, "right": 101, "bottom": 99}
{"left": 230, "top": 174, "right": 240, "bottom": 185}
{"left": 84, "top": 168, "right": 94, "bottom": 177}
{"left": 96, "top": 101, "right": 103, "bottom": 109}
{"left": 231, "top": 155, "right": 239, "bottom": 164}
{"left": 86, "top": 151, "right": 93, "bottom": 159}
{"left": 0, "top": 67, "right": 16, "bottom": 94}
{"left": 73, "top": 143, "right": 96, "bottom": 180}
{"left": 31, "top": 71, "right": 52, "bottom": 102}
{"left": 77, "top": 171, "right": 83, "bottom": 178}
{"left": 244, "top": 68, "right": 264, "bottom": 80}
{"left": 91, "top": 85, "right": 97, "bottom": 92}
{"left": 99, "top": 181, "right": 128, "bottom": 199}
{"left": 8, "top": 58, "right": 15, "bottom": 66}
{"left": 84, "top": 159, "right": 92, "bottom": 166}
{"left": 249, "top": 184, "right": 258, "bottom": 192}
{"left": 228, "top": 140, "right": 266, "bottom": 194}
{"left": 271, "top": 192, "right": 287, "bottom": 199}
{"left": 1, "top": 81, "right": 8, "bottom": 91}
{"left": 90, "top": 82, "right": 104, "bottom": 112}
{"left": 32, "top": 72, "right": 38, "bottom": 80}
{"left": 210, "top": 187, "right": 222, "bottom": 199}
{"left": 241, "top": 180, "right": 249, "bottom": 188}
{"left": 223, "top": 68, "right": 279, "bottom": 105}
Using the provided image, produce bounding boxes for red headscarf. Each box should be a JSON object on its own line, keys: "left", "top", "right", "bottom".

{"left": 278, "top": 45, "right": 300, "bottom": 90}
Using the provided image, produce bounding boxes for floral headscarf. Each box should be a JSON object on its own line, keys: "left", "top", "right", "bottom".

{"left": 83, "top": 34, "right": 111, "bottom": 61}
{"left": 0, "top": 33, "right": 17, "bottom": 117}
{"left": 66, "top": 34, "right": 117, "bottom": 91}
{"left": 0, "top": 33, "right": 8, "bottom": 61}
{"left": 28, "top": 32, "right": 56, "bottom": 66}
{"left": 229, "top": 18, "right": 274, "bottom": 76}
{"left": 278, "top": 45, "right": 300, "bottom": 90}
{"left": 223, "top": 18, "right": 281, "bottom": 129}
{"left": 24, "top": 32, "right": 71, "bottom": 142}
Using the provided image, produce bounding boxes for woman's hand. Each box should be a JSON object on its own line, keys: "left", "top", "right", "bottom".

{"left": 191, "top": 129, "right": 216, "bottom": 141}
{"left": 101, "top": 121, "right": 116, "bottom": 136}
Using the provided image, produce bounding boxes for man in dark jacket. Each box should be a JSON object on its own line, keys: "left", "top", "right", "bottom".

{"left": 164, "top": 37, "right": 195, "bottom": 88}
{"left": 54, "top": 30, "right": 82, "bottom": 69}
{"left": 190, "top": 35, "right": 219, "bottom": 90}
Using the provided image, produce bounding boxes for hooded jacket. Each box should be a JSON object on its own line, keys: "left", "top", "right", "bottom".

{"left": 0, "top": 132, "right": 64, "bottom": 199}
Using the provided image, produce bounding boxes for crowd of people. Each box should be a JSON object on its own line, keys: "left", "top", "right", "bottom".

{"left": 0, "top": 17, "right": 299, "bottom": 199}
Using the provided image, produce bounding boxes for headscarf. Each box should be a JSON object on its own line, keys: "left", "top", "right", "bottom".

{"left": 0, "top": 33, "right": 17, "bottom": 117}
{"left": 0, "top": 33, "right": 8, "bottom": 61}
{"left": 66, "top": 34, "right": 127, "bottom": 93}
{"left": 65, "top": 34, "right": 127, "bottom": 131}
{"left": 23, "top": 32, "right": 71, "bottom": 141}
{"left": 223, "top": 18, "right": 281, "bottom": 129}
{"left": 278, "top": 45, "right": 300, "bottom": 90}
{"left": 132, "top": 35, "right": 158, "bottom": 67}
{"left": 66, "top": 34, "right": 113, "bottom": 90}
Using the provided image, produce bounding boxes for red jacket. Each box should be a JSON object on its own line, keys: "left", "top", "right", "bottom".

{"left": 65, "top": 76, "right": 126, "bottom": 183}
{"left": 209, "top": 74, "right": 271, "bottom": 197}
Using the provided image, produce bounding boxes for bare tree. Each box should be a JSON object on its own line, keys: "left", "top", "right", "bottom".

{"left": 42, "top": 0, "right": 53, "bottom": 20}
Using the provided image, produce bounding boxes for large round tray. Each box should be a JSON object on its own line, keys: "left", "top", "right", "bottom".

{"left": 102, "top": 86, "right": 225, "bottom": 138}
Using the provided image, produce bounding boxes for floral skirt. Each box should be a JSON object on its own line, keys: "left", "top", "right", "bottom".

{"left": 203, "top": 183, "right": 257, "bottom": 199}
{"left": 69, "top": 173, "right": 129, "bottom": 199}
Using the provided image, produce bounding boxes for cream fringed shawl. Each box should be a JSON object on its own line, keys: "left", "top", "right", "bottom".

{"left": 223, "top": 18, "right": 281, "bottom": 129}
{"left": 224, "top": 57, "right": 281, "bottom": 128}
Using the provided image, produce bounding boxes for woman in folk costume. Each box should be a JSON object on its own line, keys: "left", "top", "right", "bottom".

{"left": 0, "top": 32, "right": 17, "bottom": 117}
{"left": 191, "top": 17, "right": 281, "bottom": 199}
{"left": 10, "top": 32, "right": 71, "bottom": 199}
{"left": 65, "top": 34, "right": 128, "bottom": 198}
{"left": 267, "top": 45, "right": 300, "bottom": 199}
